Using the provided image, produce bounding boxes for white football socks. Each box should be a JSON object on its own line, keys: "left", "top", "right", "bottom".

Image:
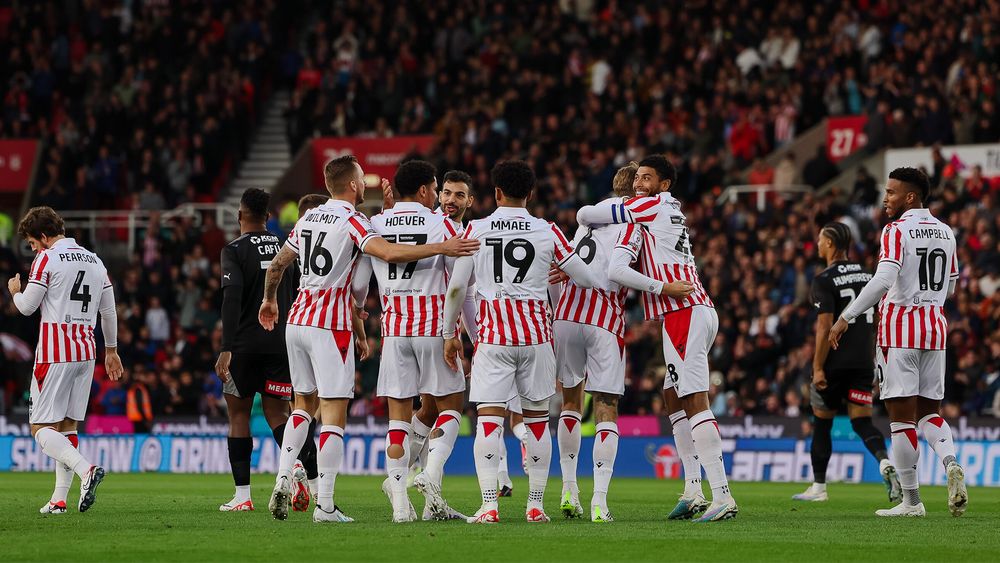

{"left": 35, "top": 427, "right": 91, "bottom": 480}
{"left": 474, "top": 415, "right": 504, "bottom": 508}
{"left": 890, "top": 421, "right": 921, "bottom": 506}
{"left": 523, "top": 416, "right": 552, "bottom": 511}
{"left": 50, "top": 431, "right": 77, "bottom": 504}
{"left": 424, "top": 410, "right": 460, "bottom": 486}
{"left": 917, "top": 414, "right": 958, "bottom": 468}
{"left": 592, "top": 422, "right": 619, "bottom": 509}
{"left": 689, "top": 410, "right": 732, "bottom": 503}
{"left": 410, "top": 414, "right": 432, "bottom": 469}
{"left": 386, "top": 420, "right": 412, "bottom": 506}
{"left": 317, "top": 425, "right": 344, "bottom": 510}
{"left": 557, "top": 410, "right": 581, "bottom": 496}
{"left": 277, "top": 410, "right": 312, "bottom": 484}
{"left": 668, "top": 410, "right": 703, "bottom": 497}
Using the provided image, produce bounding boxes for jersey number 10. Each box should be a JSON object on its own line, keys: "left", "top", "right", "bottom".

{"left": 915, "top": 247, "right": 946, "bottom": 291}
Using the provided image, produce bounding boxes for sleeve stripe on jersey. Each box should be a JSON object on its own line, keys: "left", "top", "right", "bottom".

{"left": 550, "top": 223, "right": 572, "bottom": 251}
{"left": 443, "top": 220, "right": 458, "bottom": 238}
{"left": 461, "top": 224, "right": 474, "bottom": 239}
{"left": 348, "top": 216, "right": 370, "bottom": 240}
{"left": 611, "top": 204, "right": 619, "bottom": 223}
{"left": 32, "top": 254, "right": 49, "bottom": 281}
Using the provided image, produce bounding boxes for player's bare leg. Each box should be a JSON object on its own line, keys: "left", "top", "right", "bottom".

{"left": 916, "top": 397, "right": 966, "bottom": 516}
{"left": 591, "top": 392, "right": 620, "bottom": 523}
{"left": 682, "top": 392, "right": 738, "bottom": 522}
{"left": 33, "top": 420, "right": 104, "bottom": 513}
{"left": 270, "top": 392, "right": 317, "bottom": 520}
{"left": 39, "top": 418, "right": 79, "bottom": 514}
{"left": 221, "top": 393, "right": 257, "bottom": 511}
{"left": 558, "top": 382, "right": 585, "bottom": 519}
{"left": 385, "top": 398, "right": 416, "bottom": 523}
{"left": 877, "top": 397, "right": 926, "bottom": 517}
{"left": 497, "top": 408, "right": 523, "bottom": 497}
{"left": 414, "top": 391, "right": 467, "bottom": 521}
{"left": 313, "top": 398, "right": 352, "bottom": 523}
{"left": 664, "top": 386, "right": 707, "bottom": 519}
{"left": 469, "top": 403, "right": 506, "bottom": 523}
{"left": 847, "top": 402, "right": 901, "bottom": 504}
{"left": 522, "top": 398, "right": 554, "bottom": 523}
{"left": 794, "top": 406, "right": 834, "bottom": 502}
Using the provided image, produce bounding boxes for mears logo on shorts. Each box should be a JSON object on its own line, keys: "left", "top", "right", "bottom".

{"left": 265, "top": 381, "right": 292, "bottom": 398}
{"left": 848, "top": 389, "right": 873, "bottom": 405}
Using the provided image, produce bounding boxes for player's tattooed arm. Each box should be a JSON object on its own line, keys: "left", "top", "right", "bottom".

{"left": 259, "top": 246, "right": 297, "bottom": 331}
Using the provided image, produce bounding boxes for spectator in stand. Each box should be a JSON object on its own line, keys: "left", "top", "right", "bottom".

{"left": 773, "top": 153, "right": 798, "bottom": 188}
{"left": 748, "top": 158, "right": 775, "bottom": 186}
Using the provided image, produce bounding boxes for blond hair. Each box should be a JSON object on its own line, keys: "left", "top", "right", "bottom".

{"left": 612, "top": 161, "right": 639, "bottom": 198}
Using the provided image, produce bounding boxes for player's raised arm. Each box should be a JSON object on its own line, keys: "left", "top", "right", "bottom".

{"left": 10, "top": 252, "right": 51, "bottom": 315}
{"left": 363, "top": 234, "right": 479, "bottom": 263}
{"left": 97, "top": 276, "right": 123, "bottom": 381}
{"left": 259, "top": 245, "right": 297, "bottom": 331}
{"left": 576, "top": 196, "right": 659, "bottom": 228}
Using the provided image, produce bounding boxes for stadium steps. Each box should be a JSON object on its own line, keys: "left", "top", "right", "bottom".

{"left": 222, "top": 91, "right": 293, "bottom": 208}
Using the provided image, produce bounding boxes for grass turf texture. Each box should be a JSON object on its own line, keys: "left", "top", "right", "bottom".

{"left": 1, "top": 473, "right": 997, "bottom": 562}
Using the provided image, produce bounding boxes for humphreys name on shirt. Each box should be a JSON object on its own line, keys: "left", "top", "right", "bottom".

{"left": 57, "top": 252, "right": 97, "bottom": 264}
{"left": 909, "top": 227, "right": 952, "bottom": 240}
{"left": 490, "top": 219, "right": 531, "bottom": 231}
{"left": 832, "top": 263, "right": 872, "bottom": 286}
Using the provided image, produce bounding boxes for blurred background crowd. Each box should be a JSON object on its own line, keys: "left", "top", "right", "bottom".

{"left": 0, "top": 0, "right": 998, "bottom": 424}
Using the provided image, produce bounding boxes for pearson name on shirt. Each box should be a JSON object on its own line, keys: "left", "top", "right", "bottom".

{"left": 57, "top": 252, "right": 98, "bottom": 264}
{"left": 909, "top": 227, "right": 951, "bottom": 240}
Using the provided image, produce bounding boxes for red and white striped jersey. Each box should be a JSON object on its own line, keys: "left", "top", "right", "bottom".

{"left": 876, "top": 209, "right": 958, "bottom": 350}
{"left": 284, "top": 200, "right": 379, "bottom": 331}
{"left": 554, "top": 221, "right": 640, "bottom": 337}
{"left": 594, "top": 193, "right": 713, "bottom": 318}
{"left": 370, "top": 202, "right": 459, "bottom": 337}
{"left": 28, "top": 238, "right": 111, "bottom": 363}
{"left": 462, "top": 207, "right": 575, "bottom": 346}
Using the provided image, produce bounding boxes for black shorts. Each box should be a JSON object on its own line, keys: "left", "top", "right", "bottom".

{"left": 810, "top": 368, "right": 874, "bottom": 412}
{"left": 223, "top": 353, "right": 292, "bottom": 401}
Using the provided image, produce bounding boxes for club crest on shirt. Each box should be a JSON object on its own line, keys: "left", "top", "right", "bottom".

{"left": 65, "top": 314, "right": 72, "bottom": 323}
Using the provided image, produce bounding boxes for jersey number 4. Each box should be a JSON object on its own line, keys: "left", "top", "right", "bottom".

{"left": 485, "top": 238, "right": 535, "bottom": 283}
{"left": 384, "top": 234, "right": 427, "bottom": 280}
{"left": 70, "top": 270, "right": 92, "bottom": 313}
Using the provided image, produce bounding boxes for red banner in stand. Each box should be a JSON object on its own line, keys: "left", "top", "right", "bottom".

{"left": 826, "top": 116, "right": 868, "bottom": 163}
{"left": 312, "top": 136, "right": 437, "bottom": 188}
{"left": 0, "top": 139, "right": 37, "bottom": 193}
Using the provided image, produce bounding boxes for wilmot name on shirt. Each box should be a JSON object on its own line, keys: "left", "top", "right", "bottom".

{"left": 909, "top": 227, "right": 951, "bottom": 240}
{"left": 490, "top": 219, "right": 531, "bottom": 231}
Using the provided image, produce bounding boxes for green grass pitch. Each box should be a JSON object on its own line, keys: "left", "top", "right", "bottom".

{"left": 1, "top": 473, "right": 997, "bottom": 562}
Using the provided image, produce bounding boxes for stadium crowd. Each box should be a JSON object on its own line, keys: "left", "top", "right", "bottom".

{"left": 0, "top": 0, "right": 998, "bottom": 423}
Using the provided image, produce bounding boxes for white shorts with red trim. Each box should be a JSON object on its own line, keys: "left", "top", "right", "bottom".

{"left": 506, "top": 395, "right": 522, "bottom": 414}
{"left": 286, "top": 324, "right": 355, "bottom": 399}
{"left": 29, "top": 360, "right": 94, "bottom": 424}
{"left": 876, "top": 347, "right": 945, "bottom": 400}
{"left": 661, "top": 305, "right": 718, "bottom": 398}
{"left": 553, "top": 320, "right": 626, "bottom": 396}
{"left": 470, "top": 342, "right": 556, "bottom": 404}
{"left": 378, "top": 336, "right": 465, "bottom": 399}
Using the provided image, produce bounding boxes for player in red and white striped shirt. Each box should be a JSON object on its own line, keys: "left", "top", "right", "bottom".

{"left": 259, "top": 155, "right": 478, "bottom": 523}
{"left": 8, "top": 206, "right": 123, "bottom": 515}
{"left": 577, "top": 155, "right": 737, "bottom": 522}
{"left": 352, "top": 160, "right": 475, "bottom": 522}
{"left": 831, "top": 167, "right": 967, "bottom": 518}
{"left": 442, "top": 160, "right": 597, "bottom": 524}
{"left": 551, "top": 162, "right": 695, "bottom": 522}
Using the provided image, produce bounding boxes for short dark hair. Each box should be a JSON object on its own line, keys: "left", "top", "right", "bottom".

{"left": 638, "top": 154, "right": 677, "bottom": 186}
{"left": 888, "top": 167, "right": 930, "bottom": 202}
{"left": 820, "top": 221, "right": 852, "bottom": 251}
{"left": 443, "top": 170, "right": 472, "bottom": 186}
{"left": 324, "top": 155, "right": 359, "bottom": 191}
{"left": 394, "top": 160, "right": 437, "bottom": 197}
{"left": 491, "top": 160, "right": 535, "bottom": 200}
{"left": 240, "top": 188, "right": 270, "bottom": 222}
{"left": 298, "top": 194, "right": 329, "bottom": 215}
{"left": 17, "top": 206, "right": 65, "bottom": 240}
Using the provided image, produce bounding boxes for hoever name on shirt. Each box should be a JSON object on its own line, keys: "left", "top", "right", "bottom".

{"left": 384, "top": 215, "right": 426, "bottom": 227}
{"left": 909, "top": 227, "right": 952, "bottom": 240}
{"left": 490, "top": 219, "right": 532, "bottom": 231}
{"left": 56, "top": 252, "right": 98, "bottom": 264}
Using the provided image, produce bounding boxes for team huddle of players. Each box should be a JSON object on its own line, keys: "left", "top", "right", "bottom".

{"left": 10, "top": 151, "right": 967, "bottom": 523}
